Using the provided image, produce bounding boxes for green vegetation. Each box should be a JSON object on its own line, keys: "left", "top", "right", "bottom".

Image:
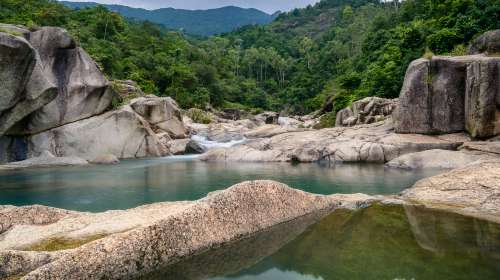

{"left": 1, "top": 0, "right": 499, "bottom": 117}
{"left": 60, "top": 1, "right": 277, "bottom": 36}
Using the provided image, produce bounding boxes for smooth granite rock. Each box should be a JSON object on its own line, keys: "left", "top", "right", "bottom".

{"left": 386, "top": 149, "right": 492, "bottom": 169}
{"left": 27, "top": 106, "right": 169, "bottom": 160}
{"left": 402, "top": 160, "right": 500, "bottom": 221}
{"left": 13, "top": 181, "right": 375, "bottom": 279}
{"left": 20, "top": 27, "right": 113, "bottom": 134}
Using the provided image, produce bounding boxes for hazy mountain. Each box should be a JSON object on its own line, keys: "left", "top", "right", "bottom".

{"left": 61, "top": 1, "right": 279, "bottom": 36}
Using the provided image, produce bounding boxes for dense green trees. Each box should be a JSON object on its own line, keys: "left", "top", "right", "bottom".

{"left": 1, "top": 0, "right": 499, "bottom": 117}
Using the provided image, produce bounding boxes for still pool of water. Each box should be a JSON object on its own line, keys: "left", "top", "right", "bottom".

{"left": 140, "top": 204, "right": 500, "bottom": 280}
{"left": 0, "top": 156, "right": 439, "bottom": 212}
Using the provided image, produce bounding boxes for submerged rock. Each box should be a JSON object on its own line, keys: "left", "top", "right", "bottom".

{"left": 402, "top": 160, "right": 500, "bottom": 221}
{"left": 0, "top": 181, "right": 375, "bottom": 279}
{"left": 90, "top": 154, "right": 120, "bottom": 165}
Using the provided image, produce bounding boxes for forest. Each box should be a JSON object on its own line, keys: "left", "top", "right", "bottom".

{"left": 1, "top": 0, "right": 499, "bottom": 120}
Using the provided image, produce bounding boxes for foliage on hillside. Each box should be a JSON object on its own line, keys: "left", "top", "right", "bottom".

{"left": 1, "top": 0, "right": 499, "bottom": 116}
{"left": 61, "top": 1, "right": 276, "bottom": 36}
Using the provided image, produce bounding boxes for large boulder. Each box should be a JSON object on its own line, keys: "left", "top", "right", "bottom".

{"left": 465, "top": 57, "right": 500, "bottom": 138}
{"left": 130, "top": 96, "right": 187, "bottom": 139}
{"left": 402, "top": 160, "right": 500, "bottom": 220}
{"left": 16, "top": 181, "right": 359, "bottom": 279}
{"left": 395, "top": 54, "right": 500, "bottom": 137}
{"left": 0, "top": 31, "right": 57, "bottom": 136}
{"left": 336, "top": 97, "right": 397, "bottom": 127}
{"left": 19, "top": 27, "right": 113, "bottom": 134}
{"left": 468, "top": 29, "right": 500, "bottom": 55}
{"left": 26, "top": 106, "right": 169, "bottom": 160}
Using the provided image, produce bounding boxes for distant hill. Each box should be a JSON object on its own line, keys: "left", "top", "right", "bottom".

{"left": 60, "top": 1, "right": 278, "bottom": 36}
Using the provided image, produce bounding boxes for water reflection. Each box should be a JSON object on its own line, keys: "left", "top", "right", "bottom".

{"left": 140, "top": 205, "right": 500, "bottom": 280}
{"left": 0, "top": 158, "right": 439, "bottom": 212}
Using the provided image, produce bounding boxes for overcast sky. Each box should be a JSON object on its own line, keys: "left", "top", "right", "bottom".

{"left": 60, "top": 0, "right": 320, "bottom": 13}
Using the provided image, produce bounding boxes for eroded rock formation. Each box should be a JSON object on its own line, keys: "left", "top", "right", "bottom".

{"left": 394, "top": 54, "right": 500, "bottom": 138}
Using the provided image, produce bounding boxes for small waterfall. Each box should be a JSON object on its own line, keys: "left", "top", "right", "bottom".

{"left": 191, "top": 134, "right": 247, "bottom": 150}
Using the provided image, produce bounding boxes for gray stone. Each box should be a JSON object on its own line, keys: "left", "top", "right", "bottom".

{"left": 185, "top": 139, "right": 207, "bottom": 154}
{"left": 21, "top": 27, "right": 113, "bottom": 134}
{"left": 465, "top": 57, "right": 500, "bottom": 138}
{"left": 90, "top": 154, "right": 120, "bottom": 165}
{"left": 27, "top": 106, "right": 169, "bottom": 161}
{"left": 0, "top": 150, "right": 88, "bottom": 170}
{"left": 201, "top": 121, "right": 470, "bottom": 163}
{"left": 131, "top": 96, "right": 187, "bottom": 139}
{"left": 394, "top": 58, "right": 432, "bottom": 133}
{"left": 468, "top": 29, "right": 500, "bottom": 55}
{"left": 395, "top": 55, "right": 500, "bottom": 135}
{"left": 402, "top": 160, "right": 500, "bottom": 221}
{"left": 386, "top": 149, "right": 489, "bottom": 170}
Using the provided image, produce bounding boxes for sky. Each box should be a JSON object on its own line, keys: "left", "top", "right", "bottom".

{"left": 60, "top": 0, "right": 321, "bottom": 14}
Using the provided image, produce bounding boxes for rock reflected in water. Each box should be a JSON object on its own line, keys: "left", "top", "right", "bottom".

{"left": 141, "top": 204, "right": 500, "bottom": 280}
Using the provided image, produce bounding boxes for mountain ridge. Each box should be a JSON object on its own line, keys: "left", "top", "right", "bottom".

{"left": 60, "top": 1, "right": 278, "bottom": 36}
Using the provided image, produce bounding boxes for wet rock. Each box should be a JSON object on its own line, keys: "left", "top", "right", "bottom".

{"left": 386, "top": 149, "right": 490, "bottom": 169}
{"left": 90, "top": 154, "right": 120, "bottom": 165}
{"left": 185, "top": 139, "right": 207, "bottom": 154}
{"left": 468, "top": 29, "right": 500, "bottom": 55}
{"left": 0, "top": 151, "right": 88, "bottom": 170}
{"left": 166, "top": 138, "right": 190, "bottom": 155}
{"left": 402, "top": 160, "right": 500, "bottom": 220}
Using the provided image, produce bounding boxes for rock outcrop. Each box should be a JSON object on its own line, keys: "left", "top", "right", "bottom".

{"left": 402, "top": 160, "right": 500, "bottom": 221}
{"left": 336, "top": 97, "right": 397, "bottom": 127}
{"left": 130, "top": 96, "right": 187, "bottom": 139}
{"left": 468, "top": 29, "right": 500, "bottom": 55}
{"left": 27, "top": 105, "right": 169, "bottom": 160}
{"left": 18, "top": 27, "right": 113, "bottom": 134}
{"left": 201, "top": 121, "right": 470, "bottom": 163}
{"left": 394, "top": 54, "right": 500, "bottom": 138}
{"left": 0, "top": 181, "right": 376, "bottom": 279}
{"left": 0, "top": 29, "right": 57, "bottom": 136}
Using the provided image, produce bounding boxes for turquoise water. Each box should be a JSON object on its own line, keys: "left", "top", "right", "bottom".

{"left": 0, "top": 156, "right": 438, "bottom": 212}
{"left": 141, "top": 204, "right": 500, "bottom": 280}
